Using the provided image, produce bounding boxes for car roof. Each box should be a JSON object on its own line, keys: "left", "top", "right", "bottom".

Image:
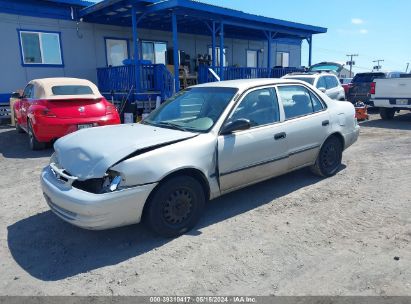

{"left": 283, "top": 74, "right": 317, "bottom": 78}
{"left": 28, "top": 77, "right": 101, "bottom": 99}
{"left": 29, "top": 77, "right": 95, "bottom": 87}
{"left": 283, "top": 72, "right": 337, "bottom": 78}
{"left": 193, "top": 78, "right": 309, "bottom": 91}
{"left": 355, "top": 71, "right": 403, "bottom": 75}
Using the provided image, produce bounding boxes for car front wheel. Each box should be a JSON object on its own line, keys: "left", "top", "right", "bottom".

{"left": 28, "top": 120, "right": 45, "bottom": 150}
{"left": 145, "top": 176, "right": 206, "bottom": 238}
{"left": 311, "top": 136, "right": 343, "bottom": 177}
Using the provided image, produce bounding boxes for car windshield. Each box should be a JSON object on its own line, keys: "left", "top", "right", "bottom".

{"left": 352, "top": 73, "right": 385, "bottom": 83}
{"left": 51, "top": 85, "right": 94, "bottom": 95}
{"left": 340, "top": 78, "right": 352, "bottom": 84}
{"left": 287, "top": 77, "right": 315, "bottom": 85}
{"left": 143, "top": 87, "right": 238, "bottom": 133}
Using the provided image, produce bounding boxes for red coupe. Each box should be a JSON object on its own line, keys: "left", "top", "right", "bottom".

{"left": 13, "top": 78, "right": 121, "bottom": 150}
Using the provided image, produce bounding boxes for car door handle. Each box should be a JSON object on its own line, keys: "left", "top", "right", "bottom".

{"left": 274, "top": 132, "right": 287, "bottom": 140}
{"left": 322, "top": 120, "right": 330, "bottom": 126}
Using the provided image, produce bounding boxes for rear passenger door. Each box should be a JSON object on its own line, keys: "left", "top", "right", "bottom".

{"left": 277, "top": 84, "right": 330, "bottom": 170}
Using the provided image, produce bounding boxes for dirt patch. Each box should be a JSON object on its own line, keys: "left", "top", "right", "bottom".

{"left": 0, "top": 113, "right": 410, "bottom": 296}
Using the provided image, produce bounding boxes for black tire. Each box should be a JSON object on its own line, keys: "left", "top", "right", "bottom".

{"left": 380, "top": 108, "right": 395, "bottom": 120}
{"left": 15, "top": 116, "right": 24, "bottom": 133}
{"left": 145, "top": 176, "right": 206, "bottom": 238}
{"left": 311, "top": 136, "right": 343, "bottom": 177}
{"left": 28, "top": 120, "right": 45, "bottom": 150}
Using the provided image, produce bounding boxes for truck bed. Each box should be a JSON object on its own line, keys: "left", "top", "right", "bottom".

{"left": 371, "top": 78, "right": 411, "bottom": 109}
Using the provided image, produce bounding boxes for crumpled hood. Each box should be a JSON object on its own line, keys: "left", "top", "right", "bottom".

{"left": 54, "top": 124, "right": 197, "bottom": 180}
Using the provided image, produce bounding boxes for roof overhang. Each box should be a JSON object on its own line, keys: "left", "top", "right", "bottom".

{"left": 42, "top": 0, "right": 94, "bottom": 7}
{"left": 79, "top": 0, "right": 327, "bottom": 41}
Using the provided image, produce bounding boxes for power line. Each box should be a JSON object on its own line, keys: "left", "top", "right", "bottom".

{"left": 346, "top": 54, "right": 359, "bottom": 77}
{"left": 373, "top": 59, "right": 384, "bottom": 71}
{"left": 312, "top": 47, "right": 406, "bottom": 68}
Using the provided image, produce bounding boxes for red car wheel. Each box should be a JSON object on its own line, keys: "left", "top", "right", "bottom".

{"left": 28, "top": 120, "right": 45, "bottom": 151}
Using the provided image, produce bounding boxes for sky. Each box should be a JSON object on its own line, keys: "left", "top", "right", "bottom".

{"left": 197, "top": 0, "right": 411, "bottom": 73}
{"left": 88, "top": 0, "right": 411, "bottom": 73}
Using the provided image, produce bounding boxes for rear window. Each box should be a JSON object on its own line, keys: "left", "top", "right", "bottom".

{"left": 51, "top": 85, "right": 94, "bottom": 95}
{"left": 352, "top": 73, "right": 385, "bottom": 83}
{"left": 287, "top": 77, "right": 315, "bottom": 85}
{"left": 340, "top": 78, "right": 352, "bottom": 84}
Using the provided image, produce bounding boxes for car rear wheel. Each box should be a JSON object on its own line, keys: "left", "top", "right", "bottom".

{"left": 311, "top": 136, "right": 343, "bottom": 177}
{"left": 15, "top": 116, "right": 24, "bottom": 133}
{"left": 145, "top": 176, "right": 205, "bottom": 238}
{"left": 28, "top": 120, "right": 45, "bottom": 150}
{"left": 380, "top": 108, "right": 395, "bottom": 120}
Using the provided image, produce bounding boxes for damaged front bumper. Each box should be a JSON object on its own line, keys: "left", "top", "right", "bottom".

{"left": 41, "top": 166, "right": 157, "bottom": 230}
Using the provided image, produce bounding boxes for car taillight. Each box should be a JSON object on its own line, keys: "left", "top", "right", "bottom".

{"left": 36, "top": 108, "right": 56, "bottom": 117}
{"left": 370, "top": 82, "right": 376, "bottom": 94}
{"left": 105, "top": 105, "right": 116, "bottom": 115}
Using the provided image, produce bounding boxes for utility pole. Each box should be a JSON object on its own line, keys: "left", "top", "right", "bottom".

{"left": 346, "top": 54, "right": 358, "bottom": 77}
{"left": 373, "top": 59, "right": 384, "bottom": 71}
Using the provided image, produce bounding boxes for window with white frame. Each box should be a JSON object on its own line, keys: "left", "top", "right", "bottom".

{"left": 276, "top": 51, "right": 289, "bottom": 67}
{"left": 142, "top": 41, "right": 167, "bottom": 64}
{"left": 208, "top": 47, "right": 227, "bottom": 66}
{"left": 105, "top": 38, "right": 129, "bottom": 67}
{"left": 19, "top": 30, "right": 63, "bottom": 65}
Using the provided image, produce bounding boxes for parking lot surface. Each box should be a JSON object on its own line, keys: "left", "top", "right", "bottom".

{"left": 0, "top": 112, "right": 410, "bottom": 296}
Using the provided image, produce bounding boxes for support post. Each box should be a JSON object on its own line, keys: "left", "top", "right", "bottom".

{"left": 308, "top": 35, "right": 312, "bottom": 67}
{"left": 219, "top": 22, "right": 224, "bottom": 80}
{"left": 267, "top": 31, "right": 272, "bottom": 75}
{"left": 171, "top": 12, "right": 180, "bottom": 92}
{"left": 131, "top": 6, "right": 140, "bottom": 94}
{"left": 212, "top": 21, "right": 216, "bottom": 69}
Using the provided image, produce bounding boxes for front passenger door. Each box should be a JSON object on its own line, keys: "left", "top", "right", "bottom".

{"left": 218, "top": 87, "right": 289, "bottom": 192}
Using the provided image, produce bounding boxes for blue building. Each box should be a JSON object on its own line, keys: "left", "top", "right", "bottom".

{"left": 0, "top": 0, "right": 327, "bottom": 104}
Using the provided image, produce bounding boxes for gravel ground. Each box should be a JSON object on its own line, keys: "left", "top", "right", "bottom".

{"left": 0, "top": 112, "right": 410, "bottom": 296}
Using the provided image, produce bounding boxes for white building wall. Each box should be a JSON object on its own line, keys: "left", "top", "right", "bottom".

{"left": 0, "top": 12, "right": 302, "bottom": 94}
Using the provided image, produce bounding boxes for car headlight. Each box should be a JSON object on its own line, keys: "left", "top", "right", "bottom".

{"left": 103, "top": 170, "right": 124, "bottom": 192}
{"left": 49, "top": 152, "right": 59, "bottom": 166}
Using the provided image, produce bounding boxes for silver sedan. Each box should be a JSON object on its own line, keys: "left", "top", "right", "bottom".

{"left": 41, "top": 79, "right": 360, "bottom": 237}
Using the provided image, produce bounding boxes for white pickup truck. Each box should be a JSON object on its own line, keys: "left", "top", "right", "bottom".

{"left": 370, "top": 75, "right": 411, "bottom": 120}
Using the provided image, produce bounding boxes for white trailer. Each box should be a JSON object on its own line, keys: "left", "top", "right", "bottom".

{"left": 370, "top": 76, "right": 411, "bottom": 120}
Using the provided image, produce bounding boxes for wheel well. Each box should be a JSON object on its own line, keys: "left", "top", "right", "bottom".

{"left": 161, "top": 169, "right": 210, "bottom": 198}
{"left": 328, "top": 132, "right": 345, "bottom": 149}
{"left": 142, "top": 168, "right": 211, "bottom": 220}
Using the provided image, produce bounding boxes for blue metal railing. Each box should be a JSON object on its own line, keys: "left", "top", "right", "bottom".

{"left": 153, "top": 64, "right": 175, "bottom": 100}
{"left": 97, "top": 64, "right": 174, "bottom": 100}
{"left": 97, "top": 64, "right": 302, "bottom": 100}
{"left": 198, "top": 65, "right": 304, "bottom": 83}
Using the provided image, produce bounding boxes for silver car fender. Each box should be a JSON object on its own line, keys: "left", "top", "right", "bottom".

{"left": 110, "top": 133, "right": 221, "bottom": 199}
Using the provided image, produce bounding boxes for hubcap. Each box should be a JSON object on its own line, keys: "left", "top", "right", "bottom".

{"left": 163, "top": 188, "right": 193, "bottom": 225}
{"left": 321, "top": 143, "right": 339, "bottom": 171}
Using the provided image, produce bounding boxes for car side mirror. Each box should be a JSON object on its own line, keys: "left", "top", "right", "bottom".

{"left": 11, "top": 92, "right": 22, "bottom": 99}
{"left": 221, "top": 119, "right": 251, "bottom": 135}
{"left": 318, "top": 87, "right": 327, "bottom": 93}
